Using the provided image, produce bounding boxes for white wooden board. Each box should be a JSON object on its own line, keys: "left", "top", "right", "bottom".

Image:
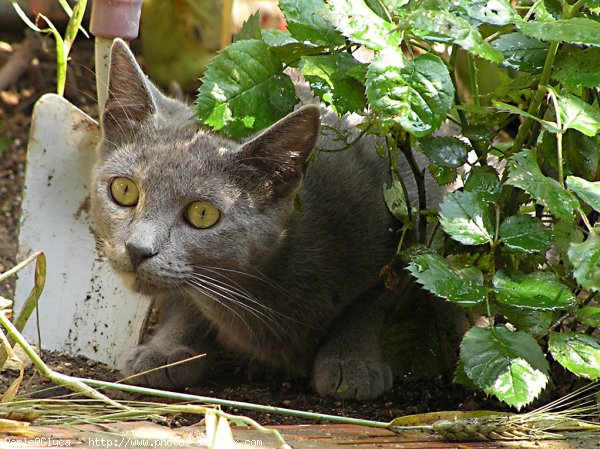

{"left": 14, "top": 93, "right": 150, "bottom": 369}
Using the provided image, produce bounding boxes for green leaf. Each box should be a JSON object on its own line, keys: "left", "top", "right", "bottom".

{"left": 401, "top": 10, "right": 504, "bottom": 62}
{"left": 554, "top": 47, "right": 600, "bottom": 88}
{"left": 464, "top": 166, "right": 501, "bottom": 203}
{"left": 499, "top": 215, "right": 552, "bottom": 253}
{"left": 493, "top": 270, "right": 574, "bottom": 310}
{"left": 567, "top": 231, "right": 600, "bottom": 292}
{"left": 577, "top": 306, "right": 600, "bottom": 328}
{"left": 233, "top": 12, "right": 262, "bottom": 42}
{"left": 383, "top": 295, "right": 459, "bottom": 381}
{"left": 383, "top": 177, "right": 409, "bottom": 224}
{"left": 261, "top": 30, "right": 328, "bottom": 66}
{"left": 518, "top": 17, "right": 600, "bottom": 47}
{"left": 549, "top": 332, "right": 600, "bottom": 380}
{"left": 324, "top": 0, "right": 400, "bottom": 50}
{"left": 366, "top": 50, "right": 454, "bottom": 137}
{"left": 461, "top": 326, "right": 549, "bottom": 410}
{"left": 500, "top": 306, "right": 554, "bottom": 338}
{"left": 493, "top": 101, "right": 559, "bottom": 133}
{"left": 195, "top": 40, "right": 298, "bottom": 138}
{"left": 407, "top": 253, "right": 487, "bottom": 307}
{"left": 439, "top": 191, "right": 494, "bottom": 245}
{"left": 278, "top": 0, "right": 345, "bottom": 46}
{"left": 507, "top": 149, "right": 578, "bottom": 221}
{"left": 453, "top": 0, "right": 517, "bottom": 26}
{"left": 492, "top": 32, "right": 548, "bottom": 72}
{"left": 429, "top": 164, "right": 458, "bottom": 186}
{"left": 419, "top": 137, "right": 469, "bottom": 168}
{"left": 566, "top": 176, "right": 600, "bottom": 212}
{"left": 563, "top": 131, "right": 600, "bottom": 181}
{"left": 299, "top": 53, "right": 367, "bottom": 115}
{"left": 554, "top": 90, "right": 600, "bottom": 137}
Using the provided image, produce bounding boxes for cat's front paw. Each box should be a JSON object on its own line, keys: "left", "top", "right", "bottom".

{"left": 122, "top": 344, "right": 208, "bottom": 390}
{"left": 313, "top": 357, "right": 393, "bottom": 400}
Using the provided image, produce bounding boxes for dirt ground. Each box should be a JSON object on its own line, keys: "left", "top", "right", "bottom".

{"left": 0, "top": 28, "right": 582, "bottom": 428}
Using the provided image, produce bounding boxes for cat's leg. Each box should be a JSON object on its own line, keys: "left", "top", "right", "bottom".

{"left": 122, "top": 296, "right": 213, "bottom": 390}
{"left": 313, "top": 288, "right": 393, "bottom": 400}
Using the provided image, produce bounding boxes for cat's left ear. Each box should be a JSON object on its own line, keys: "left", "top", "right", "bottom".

{"left": 101, "top": 39, "right": 157, "bottom": 145}
{"left": 238, "top": 105, "right": 321, "bottom": 200}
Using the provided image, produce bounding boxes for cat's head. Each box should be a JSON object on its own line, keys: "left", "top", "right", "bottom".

{"left": 90, "top": 39, "right": 320, "bottom": 294}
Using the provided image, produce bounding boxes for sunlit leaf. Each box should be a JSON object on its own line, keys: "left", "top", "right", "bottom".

{"left": 566, "top": 176, "right": 600, "bottom": 212}
{"left": 366, "top": 49, "right": 454, "bottom": 136}
{"left": 195, "top": 40, "right": 298, "bottom": 138}
{"left": 461, "top": 326, "right": 549, "bottom": 410}
{"left": 464, "top": 166, "right": 501, "bottom": 203}
{"left": 439, "top": 191, "right": 494, "bottom": 245}
{"left": 507, "top": 149, "right": 578, "bottom": 221}
{"left": 549, "top": 332, "right": 600, "bottom": 380}
{"left": 567, "top": 231, "right": 600, "bottom": 292}
{"left": 493, "top": 270, "right": 574, "bottom": 310}
{"left": 518, "top": 17, "right": 600, "bottom": 47}
{"left": 407, "top": 253, "right": 487, "bottom": 307}
{"left": 279, "top": 0, "right": 345, "bottom": 46}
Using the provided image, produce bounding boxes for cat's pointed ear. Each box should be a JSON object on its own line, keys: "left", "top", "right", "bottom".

{"left": 101, "top": 39, "right": 156, "bottom": 144}
{"left": 239, "top": 105, "right": 321, "bottom": 200}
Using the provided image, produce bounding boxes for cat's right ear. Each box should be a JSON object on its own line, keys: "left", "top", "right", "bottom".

{"left": 101, "top": 39, "right": 156, "bottom": 147}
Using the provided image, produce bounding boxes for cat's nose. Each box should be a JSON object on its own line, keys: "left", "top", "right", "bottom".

{"left": 126, "top": 241, "right": 157, "bottom": 269}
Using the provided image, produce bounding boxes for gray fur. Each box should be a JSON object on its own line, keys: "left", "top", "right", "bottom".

{"left": 90, "top": 39, "right": 437, "bottom": 400}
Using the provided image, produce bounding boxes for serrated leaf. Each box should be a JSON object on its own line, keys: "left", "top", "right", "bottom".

{"left": 429, "top": 164, "right": 458, "bottom": 186}
{"left": 299, "top": 53, "right": 367, "bottom": 115}
{"left": 233, "top": 12, "right": 262, "bottom": 42}
{"left": 567, "top": 231, "right": 600, "bottom": 292}
{"left": 366, "top": 49, "right": 454, "bottom": 137}
{"left": 518, "top": 17, "right": 600, "bottom": 47}
{"left": 419, "top": 137, "right": 469, "bottom": 168}
{"left": 577, "top": 306, "right": 600, "bottom": 328}
{"left": 464, "top": 166, "right": 501, "bottom": 203}
{"left": 499, "top": 215, "right": 552, "bottom": 253}
{"left": 407, "top": 253, "right": 487, "bottom": 307}
{"left": 554, "top": 90, "right": 600, "bottom": 137}
{"left": 554, "top": 47, "right": 600, "bottom": 88}
{"left": 507, "top": 149, "right": 578, "bottom": 221}
{"left": 566, "top": 176, "right": 600, "bottom": 212}
{"left": 439, "top": 191, "right": 494, "bottom": 245}
{"left": 460, "top": 326, "right": 549, "bottom": 410}
{"left": 261, "top": 30, "right": 328, "bottom": 66}
{"left": 493, "top": 270, "right": 574, "bottom": 310}
{"left": 278, "top": 0, "right": 345, "bottom": 46}
{"left": 401, "top": 9, "right": 504, "bottom": 62}
{"left": 500, "top": 305, "right": 554, "bottom": 338}
{"left": 195, "top": 40, "right": 298, "bottom": 138}
{"left": 324, "top": 0, "right": 400, "bottom": 50}
{"left": 453, "top": 0, "right": 517, "bottom": 26}
{"left": 492, "top": 32, "right": 548, "bottom": 72}
{"left": 549, "top": 332, "right": 600, "bottom": 380}
{"left": 383, "top": 177, "right": 409, "bottom": 224}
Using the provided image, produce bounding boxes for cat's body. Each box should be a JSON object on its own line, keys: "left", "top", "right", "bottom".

{"left": 91, "top": 40, "right": 435, "bottom": 400}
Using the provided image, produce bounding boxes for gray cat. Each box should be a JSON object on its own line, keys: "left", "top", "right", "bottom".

{"left": 90, "top": 40, "right": 434, "bottom": 400}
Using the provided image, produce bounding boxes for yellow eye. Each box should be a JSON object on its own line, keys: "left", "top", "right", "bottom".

{"left": 185, "top": 201, "right": 220, "bottom": 229}
{"left": 110, "top": 177, "right": 139, "bottom": 207}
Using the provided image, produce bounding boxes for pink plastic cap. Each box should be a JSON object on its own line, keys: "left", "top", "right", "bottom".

{"left": 90, "top": 0, "right": 143, "bottom": 40}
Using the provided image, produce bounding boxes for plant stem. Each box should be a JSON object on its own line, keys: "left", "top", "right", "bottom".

{"left": 0, "top": 312, "right": 127, "bottom": 410}
{"left": 79, "top": 378, "right": 393, "bottom": 429}
{"left": 511, "top": 41, "right": 559, "bottom": 154}
{"left": 448, "top": 45, "right": 484, "bottom": 159}
{"left": 468, "top": 53, "right": 480, "bottom": 107}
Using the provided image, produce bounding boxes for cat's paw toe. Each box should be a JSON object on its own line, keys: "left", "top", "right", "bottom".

{"left": 313, "top": 357, "right": 393, "bottom": 400}
{"left": 122, "top": 344, "right": 207, "bottom": 390}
